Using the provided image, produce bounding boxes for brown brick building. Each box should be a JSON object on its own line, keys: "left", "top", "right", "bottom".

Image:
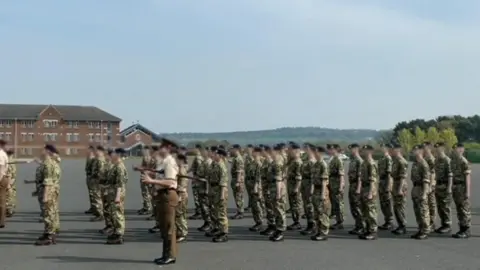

{"left": 119, "top": 123, "right": 161, "bottom": 156}
{"left": 0, "top": 104, "right": 122, "bottom": 158}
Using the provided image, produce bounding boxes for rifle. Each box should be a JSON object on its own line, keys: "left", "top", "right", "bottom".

{"left": 134, "top": 166, "right": 206, "bottom": 182}
{"left": 8, "top": 160, "right": 34, "bottom": 164}
{"left": 24, "top": 179, "right": 37, "bottom": 184}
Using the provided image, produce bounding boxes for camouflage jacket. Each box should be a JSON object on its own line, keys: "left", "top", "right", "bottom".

{"left": 312, "top": 159, "right": 329, "bottom": 187}
{"left": 91, "top": 156, "right": 107, "bottom": 180}
{"left": 251, "top": 157, "right": 263, "bottom": 187}
{"left": 391, "top": 156, "right": 408, "bottom": 182}
{"left": 410, "top": 158, "right": 430, "bottom": 185}
{"left": 287, "top": 157, "right": 302, "bottom": 183}
{"left": 85, "top": 157, "right": 95, "bottom": 178}
{"left": 434, "top": 153, "right": 452, "bottom": 185}
{"left": 41, "top": 157, "right": 61, "bottom": 187}
{"left": 6, "top": 163, "right": 17, "bottom": 184}
{"left": 378, "top": 154, "right": 393, "bottom": 180}
{"left": 269, "top": 154, "right": 285, "bottom": 185}
{"left": 348, "top": 155, "right": 363, "bottom": 184}
{"left": 328, "top": 155, "right": 344, "bottom": 179}
{"left": 244, "top": 154, "right": 255, "bottom": 179}
{"left": 424, "top": 153, "right": 436, "bottom": 186}
{"left": 301, "top": 156, "right": 316, "bottom": 182}
{"left": 209, "top": 160, "right": 229, "bottom": 188}
{"left": 190, "top": 155, "right": 204, "bottom": 177}
{"left": 360, "top": 158, "right": 378, "bottom": 190}
{"left": 106, "top": 161, "right": 128, "bottom": 190}
{"left": 451, "top": 154, "right": 471, "bottom": 184}
{"left": 231, "top": 154, "right": 245, "bottom": 181}
{"left": 177, "top": 164, "right": 189, "bottom": 192}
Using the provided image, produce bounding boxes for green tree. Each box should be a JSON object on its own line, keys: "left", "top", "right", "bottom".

{"left": 439, "top": 128, "right": 458, "bottom": 149}
{"left": 397, "top": 128, "right": 415, "bottom": 153}
{"left": 426, "top": 126, "right": 440, "bottom": 143}
{"left": 413, "top": 126, "right": 426, "bottom": 145}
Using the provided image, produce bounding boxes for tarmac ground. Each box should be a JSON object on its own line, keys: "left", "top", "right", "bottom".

{"left": 1, "top": 159, "right": 480, "bottom": 270}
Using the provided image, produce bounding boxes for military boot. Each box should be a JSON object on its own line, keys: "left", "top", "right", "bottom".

{"left": 6, "top": 211, "right": 14, "bottom": 218}
{"left": 84, "top": 208, "right": 94, "bottom": 214}
{"left": 212, "top": 233, "right": 228, "bottom": 243}
{"left": 287, "top": 220, "right": 302, "bottom": 231}
{"left": 106, "top": 234, "right": 124, "bottom": 245}
{"left": 435, "top": 224, "right": 452, "bottom": 234}
{"left": 412, "top": 231, "right": 428, "bottom": 240}
{"left": 249, "top": 223, "right": 263, "bottom": 232}
{"left": 378, "top": 222, "right": 394, "bottom": 230}
{"left": 311, "top": 233, "right": 328, "bottom": 241}
{"left": 392, "top": 225, "right": 407, "bottom": 235}
{"left": 197, "top": 222, "right": 211, "bottom": 232}
{"left": 146, "top": 214, "right": 155, "bottom": 221}
{"left": 361, "top": 232, "right": 377, "bottom": 240}
{"left": 137, "top": 208, "right": 151, "bottom": 215}
{"left": 205, "top": 228, "right": 219, "bottom": 237}
{"left": 330, "top": 222, "right": 344, "bottom": 230}
{"left": 148, "top": 225, "right": 160, "bottom": 233}
{"left": 35, "top": 234, "right": 55, "bottom": 246}
{"left": 230, "top": 213, "right": 244, "bottom": 220}
{"left": 300, "top": 222, "right": 315, "bottom": 235}
{"left": 452, "top": 226, "right": 471, "bottom": 239}
{"left": 188, "top": 213, "right": 202, "bottom": 220}
{"left": 90, "top": 215, "right": 104, "bottom": 222}
{"left": 260, "top": 225, "right": 276, "bottom": 236}
{"left": 99, "top": 226, "right": 113, "bottom": 235}
{"left": 156, "top": 240, "right": 176, "bottom": 265}
{"left": 269, "top": 230, "right": 284, "bottom": 242}
{"left": 348, "top": 227, "right": 364, "bottom": 235}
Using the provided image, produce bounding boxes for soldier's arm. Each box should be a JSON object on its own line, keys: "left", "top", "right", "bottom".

{"left": 367, "top": 163, "right": 376, "bottom": 196}
{"left": 253, "top": 161, "right": 262, "bottom": 193}
{"left": 112, "top": 166, "right": 125, "bottom": 199}
{"left": 42, "top": 162, "right": 55, "bottom": 199}
{"left": 462, "top": 158, "right": 471, "bottom": 197}
{"left": 236, "top": 157, "right": 245, "bottom": 184}
{"left": 398, "top": 160, "right": 408, "bottom": 194}
{"left": 294, "top": 160, "right": 302, "bottom": 192}
{"left": 220, "top": 165, "right": 229, "bottom": 199}
{"left": 421, "top": 163, "right": 430, "bottom": 197}
{"left": 445, "top": 157, "right": 453, "bottom": 193}
{"left": 274, "top": 160, "right": 284, "bottom": 197}
{"left": 320, "top": 162, "right": 329, "bottom": 198}
{"left": 338, "top": 159, "right": 345, "bottom": 189}
{"left": 386, "top": 158, "right": 393, "bottom": 189}
{"left": 356, "top": 160, "right": 363, "bottom": 193}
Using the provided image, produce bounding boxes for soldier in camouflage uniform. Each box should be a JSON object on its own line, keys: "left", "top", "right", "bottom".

{"left": 89, "top": 146, "right": 107, "bottom": 221}
{"left": 268, "top": 144, "right": 287, "bottom": 242}
{"left": 358, "top": 145, "right": 379, "bottom": 240}
{"left": 137, "top": 146, "right": 154, "bottom": 215}
{"left": 310, "top": 146, "right": 330, "bottom": 241}
{"left": 105, "top": 148, "right": 128, "bottom": 244}
{"left": 196, "top": 146, "right": 212, "bottom": 232}
{"left": 347, "top": 143, "right": 364, "bottom": 235}
{"left": 230, "top": 144, "right": 245, "bottom": 219}
{"left": 147, "top": 146, "right": 162, "bottom": 232}
{"left": 286, "top": 143, "right": 303, "bottom": 230}
{"left": 205, "top": 146, "right": 219, "bottom": 237}
{"left": 422, "top": 141, "right": 437, "bottom": 231}
{"left": 99, "top": 150, "right": 114, "bottom": 235}
{"left": 188, "top": 144, "right": 204, "bottom": 220}
{"left": 244, "top": 144, "right": 254, "bottom": 212}
{"left": 35, "top": 144, "right": 61, "bottom": 246}
{"left": 433, "top": 142, "right": 453, "bottom": 234}
{"left": 300, "top": 144, "right": 316, "bottom": 235}
{"left": 378, "top": 143, "right": 394, "bottom": 230}
{"left": 328, "top": 144, "right": 345, "bottom": 230}
{"left": 249, "top": 147, "right": 264, "bottom": 231}
{"left": 451, "top": 143, "right": 472, "bottom": 239}
{"left": 84, "top": 146, "right": 95, "bottom": 214}
{"left": 5, "top": 150, "right": 16, "bottom": 217}
{"left": 209, "top": 149, "right": 229, "bottom": 243}
{"left": 410, "top": 144, "right": 431, "bottom": 240}
{"left": 176, "top": 154, "right": 189, "bottom": 243}
{"left": 260, "top": 145, "right": 277, "bottom": 236}
{"left": 391, "top": 143, "right": 409, "bottom": 235}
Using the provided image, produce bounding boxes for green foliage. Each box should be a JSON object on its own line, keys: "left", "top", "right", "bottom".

{"left": 426, "top": 127, "right": 440, "bottom": 143}
{"left": 413, "top": 126, "right": 426, "bottom": 145}
{"left": 439, "top": 128, "right": 458, "bottom": 149}
{"left": 397, "top": 129, "right": 415, "bottom": 153}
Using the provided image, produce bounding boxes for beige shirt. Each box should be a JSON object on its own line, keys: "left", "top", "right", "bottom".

{"left": 0, "top": 149, "right": 8, "bottom": 180}
{"left": 156, "top": 154, "right": 178, "bottom": 190}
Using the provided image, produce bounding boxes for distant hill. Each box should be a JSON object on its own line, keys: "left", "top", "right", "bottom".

{"left": 160, "top": 127, "right": 382, "bottom": 145}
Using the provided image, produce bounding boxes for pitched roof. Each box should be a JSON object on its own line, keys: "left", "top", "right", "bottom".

{"left": 0, "top": 104, "right": 121, "bottom": 122}
{"left": 120, "top": 123, "right": 162, "bottom": 141}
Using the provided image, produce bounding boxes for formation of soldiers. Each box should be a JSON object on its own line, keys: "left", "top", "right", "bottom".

{"left": 2, "top": 140, "right": 472, "bottom": 246}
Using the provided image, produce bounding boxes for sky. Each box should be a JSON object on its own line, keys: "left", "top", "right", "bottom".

{"left": 1, "top": 0, "right": 480, "bottom": 133}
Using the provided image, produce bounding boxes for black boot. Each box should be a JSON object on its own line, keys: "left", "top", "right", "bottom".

{"left": 260, "top": 225, "right": 276, "bottom": 236}
{"left": 287, "top": 222, "right": 302, "bottom": 231}
{"left": 452, "top": 226, "right": 471, "bottom": 239}
{"left": 330, "top": 222, "right": 344, "bottom": 230}
{"left": 378, "top": 222, "right": 393, "bottom": 230}
{"left": 212, "top": 233, "right": 228, "bottom": 243}
{"left": 348, "top": 227, "right": 364, "bottom": 235}
{"left": 300, "top": 222, "right": 315, "bottom": 235}
{"left": 311, "top": 233, "right": 328, "bottom": 241}
{"left": 392, "top": 225, "right": 407, "bottom": 235}
{"left": 205, "top": 228, "right": 219, "bottom": 237}
{"left": 269, "top": 230, "right": 284, "bottom": 242}
{"left": 435, "top": 224, "right": 452, "bottom": 234}
{"left": 249, "top": 223, "right": 263, "bottom": 232}
{"left": 197, "top": 222, "right": 211, "bottom": 232}
{"left": 148, "top": 225, "right": 160, "bottom": 233}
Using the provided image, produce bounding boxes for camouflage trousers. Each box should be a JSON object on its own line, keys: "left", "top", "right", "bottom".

{"left": 37, "top": 186, "right": 45, "bottom": 218}
{"left": 175, "top": 192, "right": 188, "bottom": 237}
{"left": 411, "top": 186, "right": 430, "bottom": 234}
{"left": 87, "top": 178, "right": 103, "bottom": 217}
{"left": 270, "top": 184, "right": 287, "bottom": 231}
{"left": 101, "top": 186, "right": 112, "bottom": 228}
{"left": 105, "top": 189, "right": 126, "bottom": 235}
{"left": 211, "top": 187, "right": 228, "bottom": 234}
{"left": 287, "top": 181, "right": 303, "bottom": 222}
{"left": 150, "top": 186, "right": 160, "bottom": 226}
{"left": 435, "top": 184, "right": 452, "bottom": 226}
{"left": 250, "top": 188, "right": 264, "bottom": 224}
{"left": 452, "top": 184, "right": 471, "bottom": 227}
{"left": 427, "top": 185, "right": 437, "bottom": 228}
{"left": 198, "top": 185, "right": 211, "bottom": 223}
{"left": 43, "top": 186, "right": 60, "bottom": 234}
{"left": 379, "top": 180, "right": 394, "bottom": 224}
{"left": 191, "top": 185, "right": 201, "bottom": 215}
{"left": 301, "top": 181, "right": 314, "bottom": 223}
{"left": 328, "top": 179, "right": 344, "bottom": 223}
{"left": 312, "top": 189, "right": 331, "bottom": 235}
{"left": 361, "top": 191, "right": 378, "bottom": 233}
{"left": 139, "top": 181, "right": 152, "bottom": 211}
{"left": 6, "top": 184, "right": 16, "bottom": 214}
{"left": 208, "top": 189, "right": 218, "bottom": 229}
{"left": 262, "top": 182, "right": 275, "bottom": 226}
{"left": 348, "top": 183, "right": 363, "bottom": 229}
{"left": 231, "top": 179, "right": 244, "bottom": 214}
{"left": 392, "top": 181, "right": 408, "bottom": 226}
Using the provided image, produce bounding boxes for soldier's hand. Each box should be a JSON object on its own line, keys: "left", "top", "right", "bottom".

{"left": 367, "top": 192, "right": 373, "bottom": 200}
{"left": 115, "top": 197, "right": 121, "bottom": 204}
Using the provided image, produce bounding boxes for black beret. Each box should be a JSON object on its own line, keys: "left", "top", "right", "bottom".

{"left": 278, "top": 143, "right": 286, "bottom": 147}
{"left": 333, "top": 144, "right": 341, "bottom": 150}
{"left": 392, "top": 143, "right": 402, "bottom": 149}
{"left": 259, "top": 144, "right": 265, "bottom": 147}
{"left": 179, "top": 146, "right": 187, "bottom": 151}
{"left": 316, "top": 146, "right": 326, "bottom": 153}
{"left": 290, "top": 143, "right": 301, "bottom": 149}
{"left": 454, "top": 143, "right": 464, "bottom": 148}
{"left": 273, "top": 144, "right": 282, "bottom": 151}
{"left": 0, "top": 139, "right": 6, "bottom": 146}
{"left": 96, "top": 146, "right": 105, "bottom": 151}
{"left": 348, "top": 143, "right": 360, "bottom": 149}
{"left": 195, "top": 144, "right": 203, "bottom": 149}
{"left": 151, "top": 145, "right": 159, "bottom": 151}
{"left": 114, "top": 148, "right": 126, "bottom": 154}
{"left": 434, "top": 142, "right": 445, "bottom": 148}
{"left": 44, "top": 144, "right": 58, "bottom": 154}
{"left": 232, "top": 144, "right": 241, "bottom": 149}
{"left": 177, "top": 154, "right": 187, "bottom": 162}
{"left": 6, "top": 150, "right": 14, "bottom": 156}
{"left": 380, "top": 143, "right": 393, "bottom": 148}
{"left": 423, "top": 141, "right": 431, "bottom": 146}
{"left": 362, "top": 145, "right": 374, "bottom": 150}
{"left": 216, "top": 149, "right": 228, "bottom": 156}
{"left": 288, "top": 141, "right": 296, "bottom": 145}
{"left": 88, "top": 145, "right": 95, "bottom": 150}
{"left": 412, "top": 144, "right": 424, "bottom": 150}
{"left": 253, "top": 147, "right": 263, "bottom": 152}
{"left": 326, "top": 144, "right": 334, "bottom": 150}
{"left": 218, "top": 145, "right": 225, "bottom": 149}
{"left": 107, "top": 148, "right": 113, "bottom": 155}
{"left": 209, "top": 146, "right": 218, "bottom": 151}
{"left": 263, "top": 145, "right": 271, "bottom": 151}
{"left": 246, "top": 144, "right": 253, "bottom": 148}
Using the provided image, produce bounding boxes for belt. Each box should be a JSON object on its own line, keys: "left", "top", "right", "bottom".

{"left": 157, "top": 188, "right": 176, "bottom": 194}
{"left": 453, "top": 181, "right": 465, "bottom": 185}
{"left": 314, "top": 185, "right": 323, "bottom": 188}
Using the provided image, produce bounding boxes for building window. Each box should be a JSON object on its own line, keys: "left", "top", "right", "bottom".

{"left": 22, "top": 120, "right": 35, "bottom": 128}
{"left": 44, "top": 133, "right": 57, "bottom": 142}
{"left": 73, "top": 133, "right": 79, "bottom": 142}
{"left": 28, "top": 133, "right": 34, "bottom": 141}
{"left": 21, "top": 133, "right": 27, "bottom": 142}
{"left": 95, "top": 133, "right": 101, "bottom": 142}
{"left": 66, "top": 133, "right": 72, "bottom": 142}
{"left": 95, "top": 122, "right": 101, "bottom": 129}
{"left": 88, "top": 122, "right": 94, "bottom": 128}
{"left": 88, "top": 133, "right": 94, "bottom": 142}
{"left": 71, "top": 148, "right": 78, "bottom": 154}
{"left": 43, "top": 120, "right": 58, "bottom": 128}
{"left": 4, "top": 133, "right": 11, "bottom": 141}
{"left": 20, "top": 148, "right": 32, "bottom": 155}
{"left": 67, "top": 121, "right": 79, "bottom": 128}
{"left": 0, "top": 133, "right": 3, "bottom": 140}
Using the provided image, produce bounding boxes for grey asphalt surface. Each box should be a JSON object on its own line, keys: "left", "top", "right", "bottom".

{"left": 1, "top": 159, "right": 480, "bottom": 270}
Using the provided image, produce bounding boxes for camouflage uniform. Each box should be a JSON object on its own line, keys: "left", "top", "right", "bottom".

{"left": 410, "top": 158, "right": 431, "bottom": 235}
{"left": 210, "top": 160, "right": 229, "bottom": 234}
{"left": 35, "top": 162, "right": 45, "bottom": 219}
{"left": 451, "top": 154, "right": 472, "bottom": 234}
{"left": 328, "top": 155, "right": 345, "bottom": 225}
{"left": 85, "top": 157, "right": 95, "bottom": 210}
{"left": 270, "top": 154, "right": 287, "bottom": 231}
{"left": 106, "top": 160, "right": 128, "bottom": 240}
{"left": 348, "top": 155, "right": 364, "bottom": 231}
{"left": 301, "top": 156, "right": 316, "bottom": 226}
{"left": 231, "top": 154, "right": 245, "bottom": 216}
{"left": 90, "top": 156, "right": 107, "bottom": 217}
{"left": 244, "top": 154, "right": 255, "bottom": 212}
{"left": 424, "top": 153, "right": 437, "bottom": 229}
{"left": 287, "top": 156, "right": 302, "bottom": 225}
{"left": 360, "top": 157, "right": 379, "bottom": 235}
{"left": 391, "top": 156, "right": 408, "bottom": 229}
{"left": 434, "top": 153, "right": 453, "bottom": 229}
{"left": 190, "top": 154, "right": 203, "bottom": 217}
{"left": 378, "top": 154, "right": 394, "bottom": 226}
{"left": 41, "top": 157, "right": 61, "bottom": 237}
{"left": 207, "top": 159, "right": 218, "bottom": 229}
{"left": 139, "top": 155, "right": 155, "bottom": 212}
{"left": 261, "top": 156, "right": 275, "bottom": 228}
{"left": 250, "top": 156, "right": 264, "bottom": 226}
{"left": 100, "top": 160, "right": 114, "bottom": 231}
{"left": 176, "top": 163, "right": 189, "bottom": 238}
{"left": 311, "top": 158, "right": 330, "bottom": 236}
{"left": 5, "top": 163, "right": 17, "bottom": 215}
{"left": 197, "top": 157, "right": 212, "bottom": 226}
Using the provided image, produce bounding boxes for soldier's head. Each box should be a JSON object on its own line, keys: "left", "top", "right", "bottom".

{"left": 252, "top": 146, "right": 262, "bottom": 158}
{"left": 262, "top": 145, "right": 271, "bottom": 157}
{"left": 391, "top": 143, "right": 402, "bottom": 156}
{"left": 423, "top": 141, "right": 433, "bottom": 153}
{"left": 348, "top": 143, "right": 360, "bottom": 155}
{"left": 231, "top": 144, "right": 241, "bottom": 155}
{"left": 315, "top": 146, "right": 326, "bottom": 159}
{"left": 95, "top": 146, "right": 105, "bottom": 157}
{"left": 273, "top": 144, "right": 282, "bottom": 154}
{"left": 151, "top": 145, "right": 160, "bottom": 157}
{"left": 43, "top": 144, "right": 58, "bottom": 157}
{"left": 178, "top": 146, "right": 187, "bottom": 155}
{"left": 106, "top": 148, "right": 113, "bottom": 160}
{"left": 87, "top": 145, "right": 95, "bottom": 155}
{"left": 194, "top": 144, "right": 203, "bottom": 155}
{"left": 361, "top": 144, "right": 374, "bottom": 157}
{"left": 380, "top": 143, "right": 392, "bottom": 154}
{"left": 246, "top": 144, "right": 253, "bottom": 154}
{"left": 158, "top": 138, "right": 178, "bottom": 158}
{"left": 290, "top": 143, "right": 301, "bottom": 157}
{"left": 454, "top": 143, "right": 465, "bottom": 155}
{"left": 215, "top": 149, "right": 227, "bottom": 161}
{"left": 0, "top": 139, "right": 6, "bottom": 150}
{"left": 176, "top": 154, "right": 187, "bottom": 165}
{"left": 6, "top": 149, "right": 14, "bottom": 157}
{"left": 111, "top": 148, "right": 126, "bottom": 162}
{"left": 142, "top": 145, "right": 150, "bottom": 156}
{"left": 209, "top": 146, "right": 218, "bottom": 158}
{"left": 434, "top": 142, "right": 446, "bottom": 155}
{"left": 412, "top": 144, "right": 424, "bottom": 158}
